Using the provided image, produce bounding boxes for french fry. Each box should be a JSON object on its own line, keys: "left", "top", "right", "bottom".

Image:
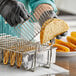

{"left": 70, "top": 49, "right": 76, "bottom": 52}
{"left": 55, "top": 39, "right": 76, "bottom": 51}
{"left": 10, "top": 46, "right": 16, "bottom": 66}
{"left": 71, "top": 32, "right": 76, "bottom": 38}
{"left": 10, "top": 51, "right": 16, "bottom": 66}
{"left": 16, "top": 53, "right": 22, "bottom": 68}
{"left": 3, "top": 50, "right": 9, "bottom": 64}
{"left": 56, "top": 49, "right": 65, "bottom": 52}
{"left": 67, "top": 36, "right": 76, "bottom": 45}
{"left": 53, "top": 44, "right": 70, "bottom": 52}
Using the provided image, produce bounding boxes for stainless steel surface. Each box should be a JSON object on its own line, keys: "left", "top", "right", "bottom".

{"left": 0, "top": 34, "right": 55, "bottom": 71}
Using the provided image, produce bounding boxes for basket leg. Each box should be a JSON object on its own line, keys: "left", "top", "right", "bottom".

{"left": 44, "top": 46, "right": 52, "bottom": 68}
{"left": 49, "top": 46, "right": 53, "bottom": 68}
{"left": 31, "top": 50, "right": 37, "bottom": 72}
{"left": 44, "top": 38, "right": 55, "bottom": 68}
{"left": 0, "top": 49, "right": 3, "bottom": 63}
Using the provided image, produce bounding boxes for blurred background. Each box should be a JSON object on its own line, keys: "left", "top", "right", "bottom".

{"left": 55, "top": 0, "right": 76, "bottom": 15}
{"left": 55, "top": 0, "right": 76, "bottom": 35}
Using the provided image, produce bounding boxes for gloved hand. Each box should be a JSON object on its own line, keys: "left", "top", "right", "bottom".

{"left": 0, "top": 0, "right": 30, "bottom": 27}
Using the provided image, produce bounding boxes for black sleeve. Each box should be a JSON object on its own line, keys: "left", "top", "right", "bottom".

{"left": 0, "top": 0, "right": 17, "bottom": 13}
{"left": 0, "top": 0, "right": 9, "bottom": 13}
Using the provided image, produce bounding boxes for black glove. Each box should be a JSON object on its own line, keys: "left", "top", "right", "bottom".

{"left": 0, "top": 0, "right": 30, "bottom": 27}
{"left": 39, "top": 10, "right": 68, "bottom": 40}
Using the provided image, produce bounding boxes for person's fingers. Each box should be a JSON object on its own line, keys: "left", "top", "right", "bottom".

{"left": 19, "top": 7, "right": 29, "bottom": 21}
{"left": 9, "top": 5, "right": 19, "bottom": 27}
{"left": 10, "top": 12, "right": 17, "bottom": 26}
{"left": 5, "top": 13, "right": 14, "bottom": 26}
{"left": 10, "top": 6, "right": 22, "bottom": 27}
{"left": 11, "top": 15, "right": 23, "bottom": 27}
{"left": 9, "top": 6, "right": 28, "bottom": 27}
{"left": 15, "top": 7, "right": 24, "bottom": 25}
{"left": 18, "top": 1, "right": 25, "bottom": 9}
{"left": 18, "top": 1, "right": 30, "bottom": 18}
{"left": 16, "top": 16, "right": 24, "bottom": 24}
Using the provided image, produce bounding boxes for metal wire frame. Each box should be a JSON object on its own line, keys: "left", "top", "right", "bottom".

{"left": 0, "top": 7, "right": 56, "bottom": 71}
{"left": 5, "top": 7, "right": 54, "bottom": 41}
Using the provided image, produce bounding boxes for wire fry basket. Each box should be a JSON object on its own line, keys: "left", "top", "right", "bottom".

{"left": 0, "top": 7, "right": 56, "bottom": 72}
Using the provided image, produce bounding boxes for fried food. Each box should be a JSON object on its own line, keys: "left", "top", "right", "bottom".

{"left": 56, "top": 49, "right": 65, "bottom": 52}
{"left": 40, "top": 18, "right": 69, "bottom": 44}
{"left": 10, "top": 51, "right": 16, "bottom": 66}
{"left": 16, "top": 53, "right": 22, "bottom": 68}
{"left": 55, "top": 39, "right": 76, "bottom": 51}
{"left": 67, "top": 36, "right": 76, "bottom": 45}
{"left": 53, "top": 44, "right": 70, "bottom": 52}
{"left": 3, "top": 50, "right": 9, "bottom": 64}
{"left": 71, "top": 32, "right": 76, "bottom": 38}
